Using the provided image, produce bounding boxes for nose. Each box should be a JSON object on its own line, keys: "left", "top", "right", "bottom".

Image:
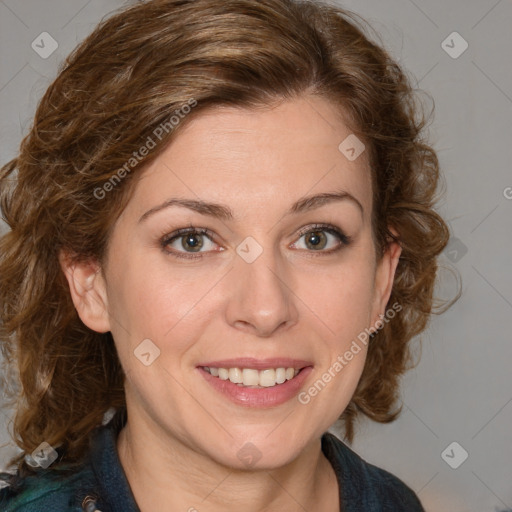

{"left": 224, "top": 243, "right": 299, "bottom": 337}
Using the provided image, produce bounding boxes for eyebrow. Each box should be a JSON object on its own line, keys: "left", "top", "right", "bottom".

{"left": 138, "top": 190, "right": 364, "bottom": 223}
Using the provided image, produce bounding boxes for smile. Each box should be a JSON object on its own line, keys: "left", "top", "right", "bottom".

{"left": 197, "top": 361, "right": 313, "bottom": 407}
{"left": 202, "top": 366, "right": 302, "bottom": 388}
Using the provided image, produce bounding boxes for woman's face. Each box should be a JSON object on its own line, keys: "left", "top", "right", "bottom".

{"left": 65, "top": 95, "right": 400, "bottom": 469}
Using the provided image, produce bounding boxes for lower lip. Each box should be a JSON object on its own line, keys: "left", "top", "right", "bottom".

{"left": 198, "top": 366, "right": 313, "bottom": 408}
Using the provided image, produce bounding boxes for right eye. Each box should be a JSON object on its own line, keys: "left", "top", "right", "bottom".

{"left": 160, "top": 227, "right": 222, "bottom": 259}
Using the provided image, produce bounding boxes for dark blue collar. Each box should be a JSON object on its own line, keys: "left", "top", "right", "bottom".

{"left": 85, "top": 410, "right": 423, "bottom": 511}
{"left": 87, "top": 409, "right": 140, "bottom": 512}
{"left": 88, "top": 410, "right": 350, "bottom": 511}
{"left": 1, "top": 409, "right": 423, "bottom": 511}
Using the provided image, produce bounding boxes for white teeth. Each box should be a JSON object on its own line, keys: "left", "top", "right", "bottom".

{"left": 259, "top": 369, "right": 276, "bottom": 387}
{"left": 228, "top": 367, "right": 243, "bottom": 384}
{"left": 204, "top": 366, "right": 301, "bottom": 388}
{"left": 275, "top": 367, "right": 286, "bottom": 384}
{"left": 242, "top": 368, "right": 260, "bottom": 386}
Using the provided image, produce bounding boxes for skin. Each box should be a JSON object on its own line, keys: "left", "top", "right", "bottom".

{"left": 60, "top": 95, "right": 401, "bottom": 512}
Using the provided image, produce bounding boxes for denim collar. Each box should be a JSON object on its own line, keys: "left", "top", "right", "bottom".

{"left": 87, "top": 409, "right": 140, "bottom": 512}
{"left": 87, "top": 409, "right": 413, "bottom": 512}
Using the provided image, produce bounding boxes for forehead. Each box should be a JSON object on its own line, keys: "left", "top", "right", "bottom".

{"left": 129, "top": 96, "right": 372, "bottom": 221}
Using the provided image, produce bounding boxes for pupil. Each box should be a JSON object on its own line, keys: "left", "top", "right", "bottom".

{"left": 307, "top": 231, "right": 326, "bottom": 249}
{"left": 183, "top": 234, "right": 203, "bottom": 252}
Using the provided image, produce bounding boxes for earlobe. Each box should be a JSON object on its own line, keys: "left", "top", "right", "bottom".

{"left": 58, "top": 251, "right": 111, "bottom": 333}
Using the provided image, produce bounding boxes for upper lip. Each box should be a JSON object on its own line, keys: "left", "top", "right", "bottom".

{"left": 198, "top": 358, "right": 313, "bottom": 370}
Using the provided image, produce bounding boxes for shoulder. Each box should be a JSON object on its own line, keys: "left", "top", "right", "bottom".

{"left": 362, "top": 460, "right": 425, "bottom": 511}
{"left": 0, "top": 465, "right": 97, "bottom": 512}
{"left": 0, "top": 412, "right": 131, "bottom": 512}
{"left": 322, "top": 432, "right": 425, "bottom": 511}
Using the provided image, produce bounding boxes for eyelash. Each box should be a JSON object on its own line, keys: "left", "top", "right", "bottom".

{"left": 159, "top": 223, "right": 352, "bottom": 260}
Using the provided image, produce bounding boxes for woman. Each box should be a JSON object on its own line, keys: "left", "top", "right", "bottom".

{"left": 0, "top": 0, "right": 454, "bottom": 510}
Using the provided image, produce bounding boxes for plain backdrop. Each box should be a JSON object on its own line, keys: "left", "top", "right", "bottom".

{"left": 0, "top": 1, "right": 511, "bottom": 511}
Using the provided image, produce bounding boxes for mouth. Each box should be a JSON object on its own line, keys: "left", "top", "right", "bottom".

{"left": 197, "top": 361, "right": 313, "bottom": 407}
{"left": 196, "top": 358, "right": 313, "bottom": 407}
{"left": 200, "top": 366, "right": 305, "bottom": 388}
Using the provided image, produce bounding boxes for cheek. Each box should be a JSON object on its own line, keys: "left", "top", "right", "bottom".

{"left": 105, "top": 249, "right": 218, "bottom": 358}
{"left": 293, "top": 257, "right": 376, "bottom": 341}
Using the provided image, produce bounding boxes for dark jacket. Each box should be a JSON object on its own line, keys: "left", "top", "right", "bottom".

{"left": 0, "top": 412, "right": 425, "bottom": 511}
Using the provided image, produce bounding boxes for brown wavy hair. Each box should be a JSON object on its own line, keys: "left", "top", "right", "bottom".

{"left": 0, "top": 0, "right": 458, "bottom": 478}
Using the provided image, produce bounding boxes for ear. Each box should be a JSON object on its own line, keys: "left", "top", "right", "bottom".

{"left": 369, "top": 228, "right": 402, "bottom": 330}
{"left": 58, "top": 251, "right": 111, "bottom": 333}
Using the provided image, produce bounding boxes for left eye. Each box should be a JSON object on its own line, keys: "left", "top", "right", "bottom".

{"left": 291, "top": 228, "right": 345, "bottom": 251}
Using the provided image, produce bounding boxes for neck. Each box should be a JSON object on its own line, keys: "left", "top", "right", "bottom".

{"left": 116, "top": 417, "right": 339, "bottom": 512}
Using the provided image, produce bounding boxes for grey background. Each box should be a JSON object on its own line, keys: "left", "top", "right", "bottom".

{"left": 0, "top": 1, "right": 511, "bottom": 511}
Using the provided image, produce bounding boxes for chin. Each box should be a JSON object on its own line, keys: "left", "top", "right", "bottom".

{"left": 207, "top": 429, "right": 311, "bottom": 472}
